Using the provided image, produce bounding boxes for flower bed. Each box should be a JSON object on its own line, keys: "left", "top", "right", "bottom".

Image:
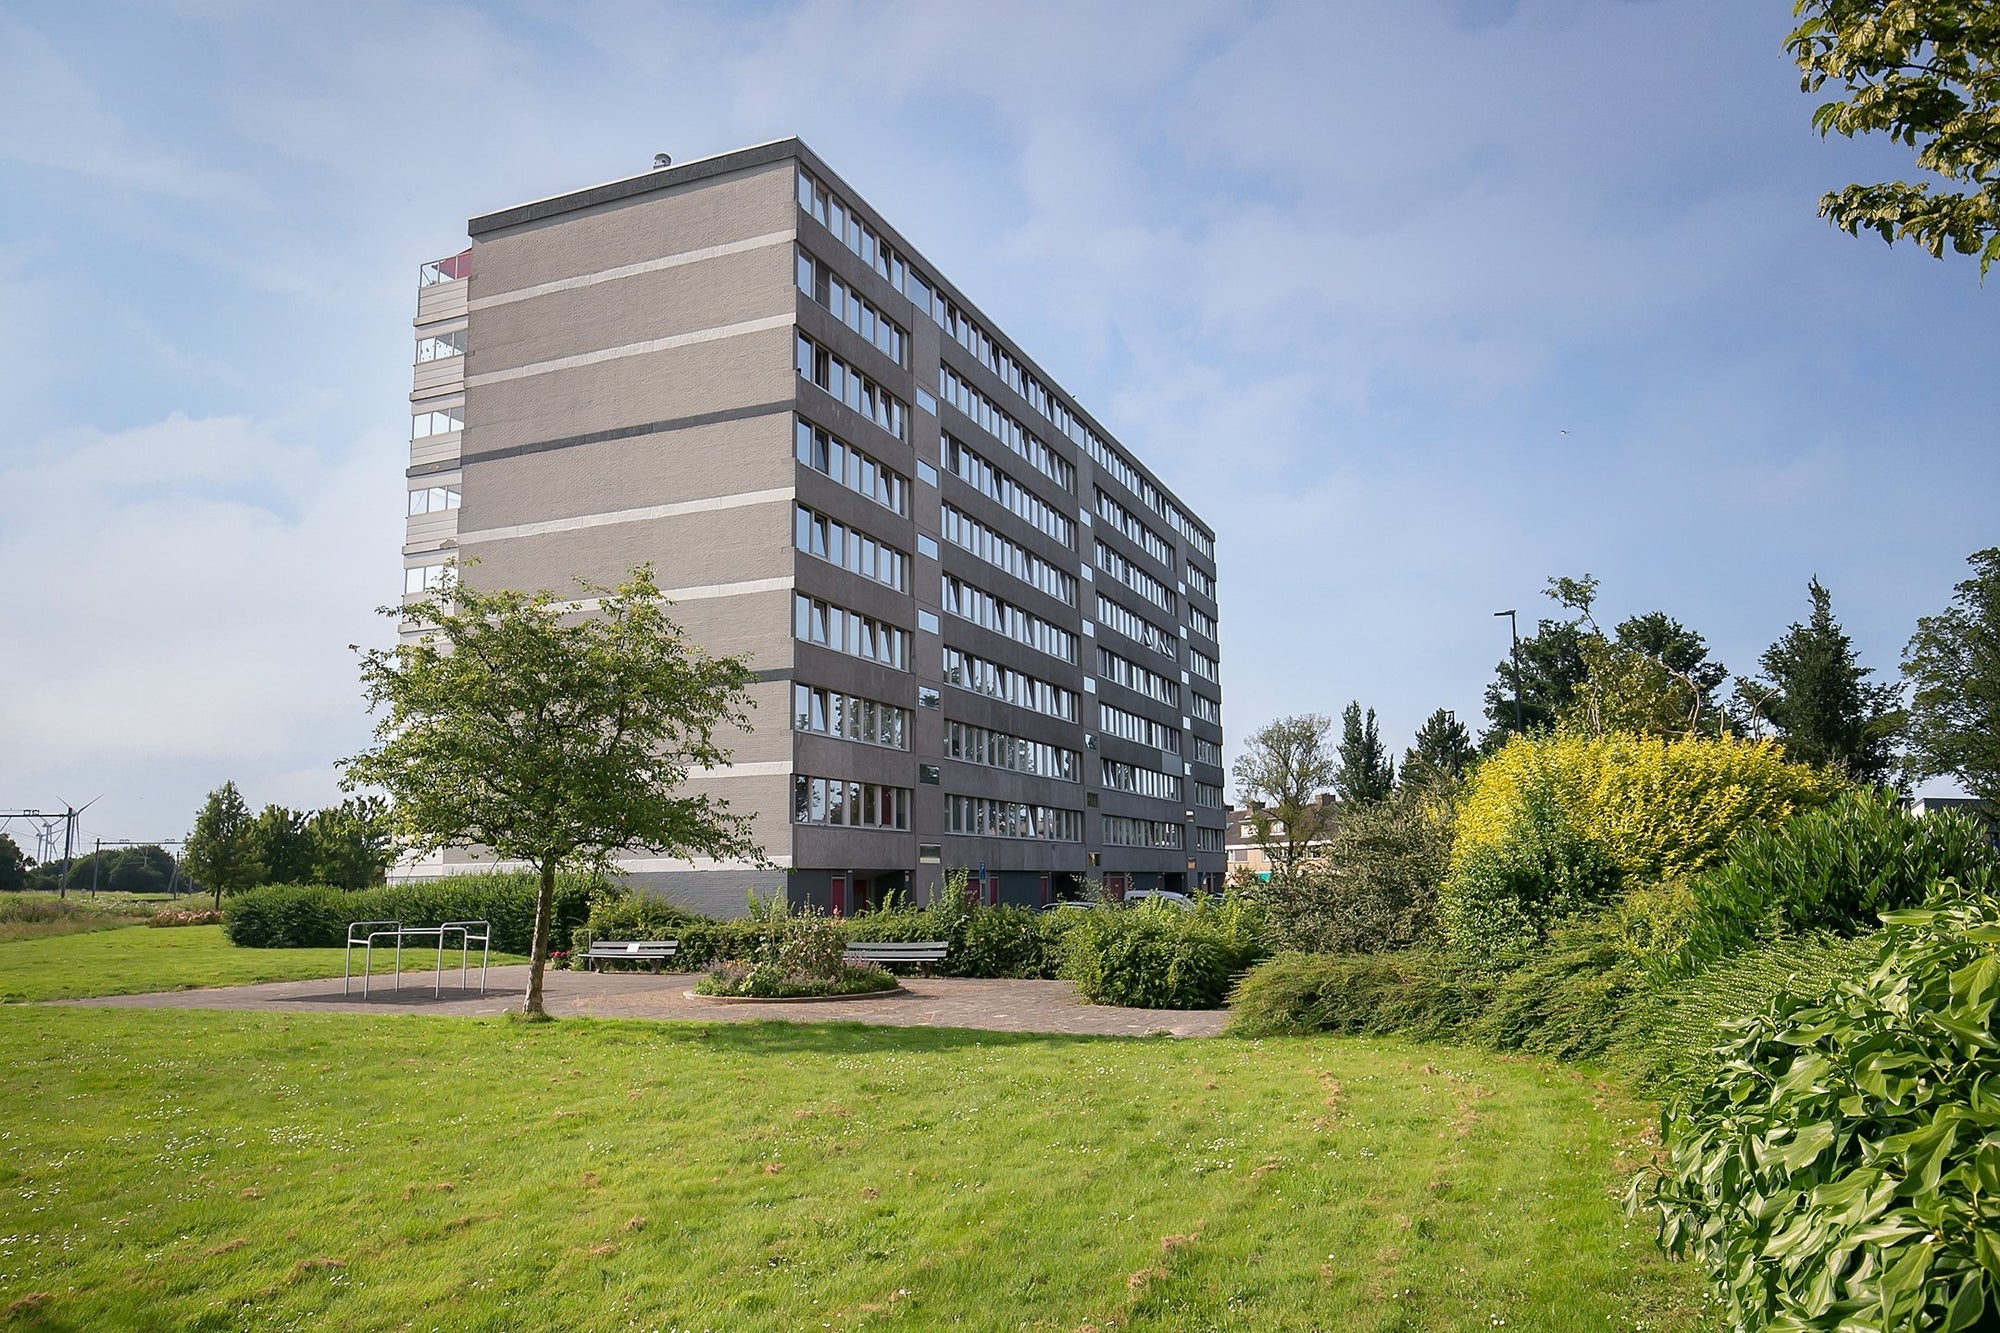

{"left": 692, "top": 960, "right": 898, "bottom": 999}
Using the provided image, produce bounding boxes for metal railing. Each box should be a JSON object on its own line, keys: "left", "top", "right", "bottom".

{"left": 343, "top": 919, "right": 491, "bottom": 999}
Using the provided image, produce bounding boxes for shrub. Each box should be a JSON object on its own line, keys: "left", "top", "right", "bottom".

{"left": 1225, "top": 949, "right": 1493, "bottom": 1040}
{"left": 1610, "top": 931, "right": 1880, "bottom": 1091}
{"left": 1265, "top": 787, "right": 1452, "bottom": 953}
{"left": 1057, "top": 908, "right": 1241, "bottom": 1009}
{"left": 1467, "top": 914, "right": 1639, "bottom": 1063}
{"left": 1677, "top": 787, "right": 1999, "bottom": 973}
{"left": 145, "top": 908, "right": 223, "bottom": 928}
{"left": 1439, "top": 775, "right": 1625, "bottom": 955}
{"left": 1639, "top": 883, "right": 2000, "bottom": 1329}
{"left": 223, "top": 873, "right": 604, "bottom": 954}
{"left": 1453, "top": 731, "right": 1840, "bottom": 886}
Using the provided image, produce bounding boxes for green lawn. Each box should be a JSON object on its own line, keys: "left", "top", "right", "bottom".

{"left": 0, "top": 925, "right": 525, "bottom": 1003}
{"left": 0, "top": 1004, "right": 1701, "bottom": 1332}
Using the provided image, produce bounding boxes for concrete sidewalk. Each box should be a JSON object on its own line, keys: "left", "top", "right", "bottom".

{"left": 55, "top": 966, "right": 1228, "bottom": 1038}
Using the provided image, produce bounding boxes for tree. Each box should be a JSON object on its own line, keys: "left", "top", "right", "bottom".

{"left": 1265, "top": 784, "right": 1454, "bottom": 954}
{"left": 1542, "top": 576, "right": 1731, "bottom": 739}
{"left": 1403, "top": 708, "right": 1474, "bottom": 790}
{"left": 183, "top": 781, "right": 263, "bottom": 910}
{"left": 1480, "top": 617, "right": 1591, "bottom": 746}
{"left": 106, "top": 845, "right": 178, "bottom": 896}
{"left": 1736, "top": 577, "right": 1903, "bottom": 782}
{"left": 251, "top": 805, "right": 316, "bottom": 885}
{"left": 1902, "top": 547, "right": 2000, "bottom": 812}
{"left": 1787, "top": 0, "right": 2000, "bottom": 275}
{"left": 307, "top": 796, "right": 396, "bottom": 890}
{"left": 1335, "top": 702, "right": 1395, "bottom": 805}
{"left": 0, "top": 834, "right": 28, "bottom": 893}
{"left": 342, "top": 564, "right": 763, "bottom": 1018}
{"left": 1230, "top": 714, "right": 1340, "bottom": 880}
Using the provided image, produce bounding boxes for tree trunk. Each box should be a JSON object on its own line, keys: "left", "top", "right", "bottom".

{"left": 524, "top": 859, "right": 556, "bottom": 1018}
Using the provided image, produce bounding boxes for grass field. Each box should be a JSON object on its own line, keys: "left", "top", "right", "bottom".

{"left": 1, "top": 1009, "right": 1700, "bottom": 1332}
{"left": 0, "top": 925, "right": 526, "bottom": 1003}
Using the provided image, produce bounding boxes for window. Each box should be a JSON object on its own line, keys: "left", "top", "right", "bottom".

{"left": 793, "top": 775, "right": 911, "bottom": 830}
{"left": 793, "top": 593, "right": 908, "bottom": 670}
{"left": 920, "top": 764, "right": 941, "bottom": 785}
{"left": 937, "top": 366, "right": 1073, "bottom": 493}
{"left": 941, "top": 574, "right": 1077, "bottom": 663}
{"left": 941, "top": 436, "right": 1074, "bottom": 548}
{"left": 1101, "top": 816, "right": 1184, "bottom": 849}
{"left": 792, "top": 683, "right": 909, "bottom": 750}
{"left": 403, "top": 562, "right": 454, "bottom": 595}
{"left": 407, "top": 485, "right": 461, "bottom": 516}
{"left": 1185, "top": 563, "right": 1216, "bottom": 600}
{"left": 1094, "top": 542, "right": 1175, "bottom": 615}
{"left": 1097, "top": 647, "right": 1179, "bottom": 707}
{"left": 1101, "top": 759, "right": 1182, "bottom": 802}
{"left": 919, "top": 843, "right": 943, "bottom": 864}
{"left": 1194, "top": 825, "right": 1225, "bottom": 852}
{"left": 797, "top": 169, "right": 908, "bottom": 290}
{"left": 415, "top": 330, "right": 466, "bottom": 363}
{"left": 412, "top": 407, "right": 463, "bottom": 439}
{"left": 795, "top": 504, "right": 908, "bottom": 590}
{"left": 1193, "top": 781, "right": 1224, "bottom": 808}
{"left": 1188, "top": 648, "right": 1219, "bottom": 683}
{"left": 797, "top": 249, "right": 908, "bottom": 366}
{"left": 917, "top": 460, "right": 939, "bottom": 487}
{"left": 946, "top": 796, "right": 1082, "bottom": 842}
{"left": 917, "top": 687, "right": 942, "bottom": 710}
{"left": 941, "top": 647, "right": 1077, "bottom": 722}
{"left": 916, "top": 388, "right": 939, "bottom": 415}
{"left": 917, "top": 609, "right": 940, "bottom": 634}
{"left": 1186, "top": 605, "right": 1217, "bottom": 641}
{"left": 1194, "top": 737, "right": 1223, "bottom": 768}
{"left": 1095, "top": 490, "right": 1175, "bottom": 569}
{"left": 945, "top": 721, "right": 1080, "bottom": 782}
{"left": 797, "top": 332, "right": 906, "bottom": 440}
{"left": 796, "top": 420, "right": 908, "bottom": 516}
{"left": 917, "top": 534, "right": 939, "bottom": 560}
{"left": 1095, "top": 594, "right": 1176, "bottom": 659}
{"left": 1098, "top": 702, "right": 1181, "bottom": 754}
{"left": 941, "top": 504, "right": 1077, "bottom": 606}
{"left": 1190, "top": 692, "right": 1221, "bottom": 725}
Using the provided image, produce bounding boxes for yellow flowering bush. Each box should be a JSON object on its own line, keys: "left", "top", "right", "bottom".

{"left": 1453, "top": 732, "right": 1841, "bottom": 885}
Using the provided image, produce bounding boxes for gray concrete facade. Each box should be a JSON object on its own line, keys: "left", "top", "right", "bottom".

{"left": 400, "top": 139, "right": 1224, "bottom": 915}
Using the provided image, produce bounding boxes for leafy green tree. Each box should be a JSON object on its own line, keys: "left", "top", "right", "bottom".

{"left": 343, "top": 564, "right": 763, "bottom": 1018}
{"left": 1902, "top": 546, "right": 2000, "bottom": 812}
{"left": 307, "top": 796, "right": 396, "bottom": 890}
{"left": 1788, "top": 0, "right": 2000, "bottom": 275}
{"left": 1230, "top": 714, "right": 1340, "bottom": 880}
{"left": 1335, "top": 702, "right": 1396, "bottom": 805}
{"left": 1480, "top": 617, "right": 1591, "bottom": 746}
{"left": 106, "top": 845, "right": 178, "bottom": 896}
{"left": 1736, "top": 577, "right": 1903, "bottom": 782}
{"left": 183, "top": 781, "right": 264, "bottom": 910}
{"left": 0, "top": 834, "right": 28, "bottom": 893}
{"left": 251, "top": 805, "right": 316, "bottom": 886}
{"left": 1402, "top": 708, "right": 1474, "bottom": 790}
{"left": 1543, "top": 576, "right": 1731, "bottom": 739}
{"left": 1266, "top": 784, "right": 1454, "bottom": 954}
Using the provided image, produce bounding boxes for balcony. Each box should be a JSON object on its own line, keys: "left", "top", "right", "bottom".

{"left": 416, "top": 248, "right": 471, "bottom": 325}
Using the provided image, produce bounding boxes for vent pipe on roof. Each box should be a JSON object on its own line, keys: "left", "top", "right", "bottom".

{"left": 652, "top": 153, "right": 672, "bottom": 170}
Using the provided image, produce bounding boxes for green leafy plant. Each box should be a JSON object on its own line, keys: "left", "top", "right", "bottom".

{"left": 1678, "top": 787, "right": 1998, "bottom": 972}
{"left": 1439, "top": 774, "right": 1625, "bottom": 956}
{"left": 1224, "top": 949, "right": 1493, "bottom": 1041}
{"left": 1057, "top": 905, "right": 1246, "bottom": 1009}
{"left": 1638, "top": 882, "right": 2000, "bottom": 1329}
{"left": 223, "top": 874, "right": 605, "bottom": 954}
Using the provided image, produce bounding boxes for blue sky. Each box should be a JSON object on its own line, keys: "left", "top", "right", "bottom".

{"left": 1, "top": 0, "right": 1992, "bottom": 848}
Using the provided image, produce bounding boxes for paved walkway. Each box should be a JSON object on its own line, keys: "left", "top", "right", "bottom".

{"left": 57, "top": 967, "right": 1228, "bottom": 1038}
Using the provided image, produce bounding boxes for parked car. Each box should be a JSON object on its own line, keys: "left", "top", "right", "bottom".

{"left": 1121, "top": 889, "right": 1193, "bottom": 909}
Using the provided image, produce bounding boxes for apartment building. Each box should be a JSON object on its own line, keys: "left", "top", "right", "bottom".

{"left": 400, "top": 139, "right": 1225, "bottom": 917}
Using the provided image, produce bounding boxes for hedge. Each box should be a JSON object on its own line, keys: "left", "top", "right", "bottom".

{"left": 223, "top": 874, "right": 604, "bottom": 954}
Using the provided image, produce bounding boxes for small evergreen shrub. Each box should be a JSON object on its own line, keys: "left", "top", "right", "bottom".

{"left": 223, "top": 873, "right": 603, "bottom": 954}
{"left": 1264, "top": 787, "right": 1452, "bottom": 953}
{"left": 1225, "top": 949, "right": 1493, "bottom": 1040}
{"left": 1439, "top": 776, "right": 1625, "bottom": 955}
{"left": 1468, "top": 914, "right": 1639, "bottom": 1063}
{"left": 1677, "top": 787, "right": 1999, "bottom": 973}
{"left": 1639, "top": 882, "right": 2000, "bottom": 1329}
{"left": 1057, "top": 908, "right": 1240, "bottom": 1009}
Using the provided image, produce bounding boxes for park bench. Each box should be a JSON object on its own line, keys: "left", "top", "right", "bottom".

{"left": 583, "top": 939, "right": 680, "bottom": 973}
{"left": 844, "top": 941, "right": 949, "bottom": 972}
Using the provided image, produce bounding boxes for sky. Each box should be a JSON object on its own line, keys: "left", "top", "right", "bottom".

{"left": 1, "top": 0, "right": 1993, "bottom": 853}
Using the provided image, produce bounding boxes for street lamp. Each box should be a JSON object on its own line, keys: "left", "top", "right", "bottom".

{"left": 1494, "top": 609, "right": 1524, "bottom": 736}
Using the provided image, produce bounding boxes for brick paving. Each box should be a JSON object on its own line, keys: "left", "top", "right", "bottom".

{"left": 56, "top": 966, "right": 1228, "bottom": 1038}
